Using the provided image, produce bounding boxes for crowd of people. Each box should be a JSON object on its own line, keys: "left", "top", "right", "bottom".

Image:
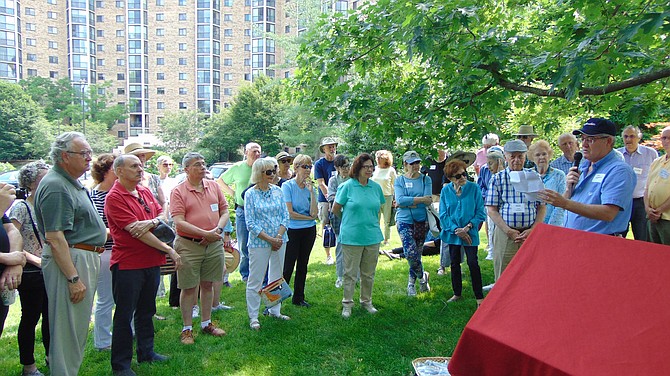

{"left": 1, "top": 118, "right": 669, "bottom": 375}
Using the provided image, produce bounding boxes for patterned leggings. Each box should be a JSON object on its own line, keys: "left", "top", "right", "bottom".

{"left": 397, "top": 221, "right": 428, "bottom": 280}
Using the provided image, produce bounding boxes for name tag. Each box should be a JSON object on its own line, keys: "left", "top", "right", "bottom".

{"left": 633, "top": 167, "right": 643, "bottom": 175}
{"left": 405, "top": 182, "right": 414, "bottom": 188}
{"left": 660, "top": 169, "right": 670, "bottom": 179}
{"left": 592, "top": 173, "right": 606, "bottom": 183}
{"left": 330, "top": 171, "right": 336, "bottom": 177}
{"left": 510, "top": 203, "right": 525, "bottom": 213}
{"left": 429, "top": 165, "right": 436, "bottom": 170}
{"left": 210, "top": 203, "right": 219, "bottom": 212}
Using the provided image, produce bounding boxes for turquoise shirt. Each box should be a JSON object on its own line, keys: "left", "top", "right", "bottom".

{"left": 439, "top": 181, "right": 487, "bottom": 246}
{"left": 281, "top": 179, "right": 317, "bottom": 229}
{"left": 335, "top": 178, "right": 385, "bottom": 246}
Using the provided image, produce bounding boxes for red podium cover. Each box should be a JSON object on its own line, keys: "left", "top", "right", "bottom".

{"left": 449, "top": 224, "right": 670, "bottom": 376}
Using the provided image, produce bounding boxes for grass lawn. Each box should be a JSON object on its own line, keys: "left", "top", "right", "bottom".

{"left": 0, "top": 228, "right": 495, "bottom": 375}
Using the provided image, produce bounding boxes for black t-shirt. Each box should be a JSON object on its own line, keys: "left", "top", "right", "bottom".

{"left": 0, "top": 215, "right": 11, "bottom": 274}
{"left": 425, "top": 159, "right": 446, "bottom": 195}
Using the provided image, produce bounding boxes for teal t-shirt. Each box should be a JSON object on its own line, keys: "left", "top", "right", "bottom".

{"left": 221, "top": 161, "right": 252, "bottom": 206}
{"left": 335, "top": 178, "right": 385, "bottom": 246}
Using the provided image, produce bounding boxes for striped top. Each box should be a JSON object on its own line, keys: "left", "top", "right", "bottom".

{"left": 485, "top": 168, "right": 543, "bottom": 229}
{"left": 91, "top": 189, "right": 113, "bottom": 251}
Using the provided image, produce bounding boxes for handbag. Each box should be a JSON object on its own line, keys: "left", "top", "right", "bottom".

{"left": 259, "top": 277, "right": 293, "bottom": 307}
{"left": 426, "top": 202, "right": 441, "bottom": 237}
{"left": 152, "top": 219, "right": 176, "bottom": 244}
{"left": 323, "top": 224, "right": 336, "bottom": 248}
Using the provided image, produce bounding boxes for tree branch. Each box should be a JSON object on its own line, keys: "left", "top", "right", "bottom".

{"left": 479, "top": 65, "right": 670, "bottom": 98}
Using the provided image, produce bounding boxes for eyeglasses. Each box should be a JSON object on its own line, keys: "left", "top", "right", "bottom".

{"left": 162, "top": 163, "right": 173, "bottom": 167}
{"left": 264, "top": 169, "right": 277, "bottom": 176}
{"left": 136, "top": 196, "right": 151, "bottom": 213}
{"left": 189, "top": 162, "right": 207, "bottom": 168}
{"left": 341, "top": 164, "right": 351, "bottom": 169}
{"left": 451, "top": 172, "right": 468, "bottom": 179}
{"left": 66, "top": 150, "right": 93, "bottom": 158}
{"left": 580, "top": 136, "right": 609, "bottom": 144}
{"left": 300, "top": 165, "right": 312, "bottom": 170}
{"left": 409, "top": 161, "right": 420, "bottom": 166}
{"left": 362, "top": 164, "right": 375, "bottom": 169}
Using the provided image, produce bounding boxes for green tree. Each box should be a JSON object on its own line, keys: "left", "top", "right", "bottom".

{"left": 295, "top": 0, "right": 670, "bottom": 153}
{"left": 156, "top": 111, "right": 203, "bottom": 156}
{"left": 0, "top": 81, "right": 46, "bottom": 161}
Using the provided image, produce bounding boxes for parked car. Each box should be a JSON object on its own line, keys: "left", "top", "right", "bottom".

{"left": 0, "top": 170, "right": 19, "bottom": 188}
{"left": 208, "top": 162, "right": 234, "bottom": 180}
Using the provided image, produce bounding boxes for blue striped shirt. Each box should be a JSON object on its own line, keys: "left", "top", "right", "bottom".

{"left": 244, "top": 185, "right": 289, "bottom": 249}
{"left": 550, "top": 155, "right": 573, "bottom": 176}
{"left": 485, "top": 168, "right": 543, "bottom": 229}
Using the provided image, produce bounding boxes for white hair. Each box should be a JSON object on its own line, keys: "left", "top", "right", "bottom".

{"left": 482, "top": 133, "right": 499, "bottom": 146}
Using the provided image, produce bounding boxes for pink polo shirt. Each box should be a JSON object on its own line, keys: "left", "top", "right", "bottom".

{"left": 170, "top": 178, "right": 229, "bottom": 238}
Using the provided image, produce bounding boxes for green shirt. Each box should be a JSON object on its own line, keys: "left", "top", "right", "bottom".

{"left": 34, "top": 164, "right": 107, "bottom": 249}
{"left": 334, "top": 178, "right": 385, "bottom": 246}
{"left": 221, "top": 161, "right": 252, "bottom": 206}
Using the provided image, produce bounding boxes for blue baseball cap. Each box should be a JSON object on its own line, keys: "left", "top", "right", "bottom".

{"left": 573, "top": 118, "right": 616, "bottom": 136}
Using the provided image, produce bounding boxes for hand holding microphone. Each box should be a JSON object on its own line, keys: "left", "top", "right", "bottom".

{"left": 566, "top": 151, "right": 582, "bottom": 189}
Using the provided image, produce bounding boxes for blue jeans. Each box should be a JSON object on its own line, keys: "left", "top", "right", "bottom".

{"left": 236, "top": 206, "right": 250, "bottom": 280}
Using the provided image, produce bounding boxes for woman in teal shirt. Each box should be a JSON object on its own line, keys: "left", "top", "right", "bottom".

{"left": 439, "top": 159, "right": 487, "bottom": 307}
{"left": 333, "top": 153, "right": 385, "bottom": 319}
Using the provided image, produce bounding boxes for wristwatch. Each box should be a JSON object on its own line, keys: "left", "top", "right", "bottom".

{"left": 216, "top": 227, "right": 224, "bottom": 235}
{"left": 67, "top": 275, "right": 80, "bottom": 284}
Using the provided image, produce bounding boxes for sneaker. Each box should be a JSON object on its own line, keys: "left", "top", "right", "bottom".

{"left": 437, "top": 267, "right": 445, "bottom": 276}
{"left": 419, "top": 271, "right": 431, "bottom": 293}
{"left": 342, "top": 306, "right": 352, "bottom": 318}
{"left": 22, "top": 369, "right": 45, "bottom": 376}
{"left": 482, "top": 283, "right": 495, "bottom": 292}
{"left": 335, "top": 278, "right": 343, "bottom": 288}
{"left": 250, "top": 319, "right": 260, "bottom": 331}
{"left": 223, "top": 281, "right": 232, "bottom": 288}
{"left": 180, "top": 329, "right": 194, "bottom": 345}
{"left": 212, "top": 303, "right": 233, "bottom": 311}
{"left": 191, "top": 305, "right": 199, "bottom": 319}
{"left": 485, "top": 249, "right": 493, "bottom": 260}
{"left": 381, "top": 250, "right": 395, "bottom": 261}
{"left": 362, "top": 304, "right": 378, "bottom": 314}
{"left": 407, "top": 283, "right": 417, "bottom": 297}
{"left": 325, "top": 256, "right": 334, "bottom": 265}
{"left": 201, "top": 322, "right": 226, "bottom": 337}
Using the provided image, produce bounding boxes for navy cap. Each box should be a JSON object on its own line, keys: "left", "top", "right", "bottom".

{"left": 572, "top": 118, "right": 616, "bottom": 136}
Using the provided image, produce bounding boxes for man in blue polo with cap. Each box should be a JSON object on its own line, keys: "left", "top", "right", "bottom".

{"left": 539, "top": 118, "right": 636, "bottom": 236}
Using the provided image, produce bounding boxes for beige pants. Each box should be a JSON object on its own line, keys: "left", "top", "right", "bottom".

{"left": 342, "top": 244, "right": 380, "bottom": 308}
{"left": 493, "top": 225, "right": 522, "bottom": 281}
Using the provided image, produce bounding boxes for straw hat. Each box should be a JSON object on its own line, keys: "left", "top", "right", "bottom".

{"left": 224, "top": 244, "right": 241, "bottom": 273}
{"left": 512, "top": 125, "right": 538, "bottom": 137}
{"left": 123, "top": 143, "right": 157, "bottom": 159}
{"left": 275, "top": 151, "right": 294, "bottom": 162}
{"left": 319, "top": 137, "right": 338, "bottom": 153}
{"left": 445, "top": 151, "right": 477, "bottom": 167}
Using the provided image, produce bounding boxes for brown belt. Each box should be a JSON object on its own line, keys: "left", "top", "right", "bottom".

{"left": 71, "top": 243, "right": 105, "bottom": 254}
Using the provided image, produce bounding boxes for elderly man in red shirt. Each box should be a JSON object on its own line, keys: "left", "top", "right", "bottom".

{"left": 104, "top": 154, "right": 182, "bottom": 376}
{"left": 171, "top": 152, "right": 231, "bottom": 345}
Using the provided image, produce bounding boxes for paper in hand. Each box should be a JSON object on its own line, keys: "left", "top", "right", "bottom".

{"left": 508, "top": 170, "right": 544, "bottom": 201}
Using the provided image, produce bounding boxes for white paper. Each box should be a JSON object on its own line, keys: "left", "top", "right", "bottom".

{"left": 509, "top": 170, "right": 544, "bottom": 201}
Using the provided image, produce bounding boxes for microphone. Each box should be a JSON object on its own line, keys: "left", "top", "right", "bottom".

{"left": 572, "top": 151, "right": 582, "bottom": 168}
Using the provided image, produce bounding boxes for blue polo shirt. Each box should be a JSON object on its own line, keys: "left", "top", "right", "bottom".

{"left": 281, "top": 179, "right": 317, "bottom": 229}
{"left": 565, "top": 150, "right": 636, "bottom": 234}
{"left": 335, "top": 178, "right": 385, "bottom": 246}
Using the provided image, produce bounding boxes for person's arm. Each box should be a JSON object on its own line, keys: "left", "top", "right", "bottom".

{"left": 316, "top": 178, "right": 328, "bottom": 198}
{"left": 10, "top": 219, "right": 42, "bottom": 267}
{"left": 0, "top": 223, "right": 26, "bottom": 289}
{"left": 332, "top": 202, "right": 343, "bottom": 218}
{"left": 216, "top": 167, "right": 236, "bottom": 197}
{"left": 45, "top": 231, "right": 87, "bottom": 303}
{"left": 123, "top": 221, "right": 182, "bottom": 269}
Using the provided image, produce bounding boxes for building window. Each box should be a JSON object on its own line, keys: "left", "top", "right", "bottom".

{"left": 226, "top": 44, "right": 234, "bottom": 51}
{"left": 179, "top": 28, "right": 187, "bottom": 36}
{"left": 224, "top": 73, "right": 232, "bottom": 81}
{"left": 97, "top": 30, "right": 104, "bottom": 37}
{"left": 25, "top": 8, "right": 35, "bottom": 15}
{"left": 96, "top": 15, "right": 104, "bottom": 22}
{"left": 116, "top": 29, "right": 124, "bottom": 37}
{"left": 156, "top": 29, "right": 165, "bottom": 36}
{"left": 49, "top": 26, "right": 58, "bottom": 34}
{"left": 97, "top": 44, "right": 104, "bottom": 52}
{"left": 285, "top": 25, "right": 290, "bottom": 33}
{"left": 224, "top": 0, "right": 232, "bottom": 5}
{"left": 117, "top": 59, "right": 125, "bottom": 66}
{"left": 156, "top": 43, "right": 164, "bottom": 51}
{"left": 157, "top": 87, "right": 165, "bottom": 95}
{"left": 117, "top": 88, "right": 125, "bottom": 95}
{"left": 179, "top": 13, "right": 187, "bottom": 20}
{"left": 157, "top": 73, "right": 165, "bottom": 80}
{"left": 118, "top": 130, "right": 126, "bottom": 138}
{"left": 26, "top": 38, "right": 36, "bottom": 46}
{"left": 25, "top": 23, "right": 36, "bottom": 31}
{"left": 117, "top": 44, "right": 124, "bottom": 51}
{"left": 157, "top": 116, "right": 163, "bottom": 124}
{"left": 224, "top": 14, "right": 233, "bottom": 21}
{"left": 244, "top": 14, "right": 250, "bottom": 21}
{"left": 243, "top": 44, "right": 249, "bottom": 51}
{"left": 179, "top": 102, "right": 187, "bottom": 109}
{"left": 48, "top": 0, "right": 57, "bottom": 4}
{"left": 50, "top": 71, "right": 59, "bottom": 78}
{"left": 27, "top": 69, "right": 37, "bottom": 76}
{"left": 117, "top": 73, "right": 125, "bottom": 80}
{"left": 97, "top": 59, "right": 104, "bottom": 66}
{"left": 179, "top": 43, "right": 186, "bottom": 51}
{"left": 98, "top": 73, "right": 105, "bottom": 80}
{"left": 179, "top": 0, "right": 186, "bottom": 5}
{"left": 27, "top": 54, "right": 37, "bottom": 61}
{"left": 47, "top": 11, "right": 57, "bottom": 19}
{"left": 224, "top": 29, "right": 233, "bottom": 37}
{"left": 244, "top": 29, "right": 251, "bottom": 36}
{"left": 116, "top": 0, "right": 124, "bottom": 6}
{"left": 179, "top": 73, "right": 188, "bottom": 80}
{"left": 224, "top": 58, "right": 233, "bottom": 66}
{"left": 157, "top": 58, "right": 164, "bottom": 65}
{"left": 156, "top": 0, "right": 164, "bottom": 5}
{"left": 116, "top": 15, "right": 124, "bottom": 22}
{"left": 157, "top": 102, "right": 165, "bottom": 109}
{"left": 179, "top": 58, "right": 187, "bottom": 65}
{"left": 244, "top": 58, "right": 250, "bottom": 66}
{"left": 95, "top": 0, "right": 103, "bottom": 7}
{"left": 223, "top": 88, "right": 233, "bottom": 95}
{"left": 156, "top": 13, "right": 164, "bottom": 21}
{"left": 49, "top": 56, "right": 58, "bottom": 63}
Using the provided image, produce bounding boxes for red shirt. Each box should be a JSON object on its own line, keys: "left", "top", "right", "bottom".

{"left": 105, "top": 181, "right": 166, "bottom": 270}
{"left": 170, "top": 178, "right": 229, "bottom": 238}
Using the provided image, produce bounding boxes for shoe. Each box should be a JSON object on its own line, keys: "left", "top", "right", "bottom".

{"left": 268, "top": 313, "right": 291, "bottom": 320}
{"left": 293, "top": 300, "right": 311, "bottom": 308}
{"left": 335, "top": 278, "right": 343, "bottom": 288}
{"left": 437, "top": 267, "right": 445, "bottom": 276}
{"left": 154, "top": 314, "right": 166, "bottom": 320}
{"left": 362, "top": 304, "right": 378, "bottom": 314}
{"left": 250, "top": 319, "right": 260, "bottom": 331}
{"left": 476, "top": 299, "right": 484, "bottom": 308}
{"left": 112, "top": 369, "right": 136, "bottom": 376}
{"left": 223, "top": 281, "right": 232, "bottom": 288}
{"left": 325, "top": 256, "right": 334, "bottom": 265}
{"left": 191, "top": 305, "right": 199, "bottom": 319}
{"left": 202, "top": 322, "right": 226, "bottom": 337}
{"left": 212, "top": 303, "right": 233, "bottom": 311}
{"left": 381, "top": 250, "right": 395, "bottom": 261}
{"left": 139, "top": 352, "right": 169, "bottom": 363}
{"left": 447, "top": 295, "right": 462, "bottom": 303}
{"left": 22, "top": 369, "right": 44, "bottom": 376}
{"left": 180, "top": 329, "right": 194, "bottom": 345}
{"left": 342, "top": 306, "right": 352, "bottom": 318}
{"left": 95, "top": 346, "right": 111, "bottom": 352}
{"left": 482, "top": 283, "right": 495, "bottom": 292}
{"left": 485, "top": 249, "right": 493, "bottom": 260}
{"left": 419, "top": 271, "right": 431, "bottom": 293}
{"left": 242, "top": 276, "right": 248, "bottom": 283}
{"left": 407, "top": 283, "right": 417, "bottom": 297}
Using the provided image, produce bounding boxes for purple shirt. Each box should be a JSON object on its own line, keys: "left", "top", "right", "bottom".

{"left": 617, "top": 145, "right": 658, "bottom": 198}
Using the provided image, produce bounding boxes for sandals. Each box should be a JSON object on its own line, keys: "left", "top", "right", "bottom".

{"left": 447, "top": 295, "right": 462, "bottom": 303}
{"left": 250, "top": 319, "right": 261, "bottom": 330}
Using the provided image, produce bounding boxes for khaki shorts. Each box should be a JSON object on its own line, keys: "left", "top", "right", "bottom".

{"left": 175, "top": 236, "right": 224, "bottom": 289}
{"left": 318, "top": 201, "right": 330, "bottom": 224}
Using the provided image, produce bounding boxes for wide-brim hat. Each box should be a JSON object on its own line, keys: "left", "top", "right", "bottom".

{"left": 124, "top": 143, "right": 156, "bottom": 160}
{"left": 445, "top": 151, "right": 477, "bottom": 167}
{"left": 275, "top": 151, "right": 294, "bottom": 162}
{"left": 512, "top": 125, "right": 538, "bottom": 137}
{"left": 224, "top": 244, "right": 241, "bottom": 274}
{"left": 572, "top": 118, "right": 616, "bottom": 136}
{"left": 319, "top": 137, "right": 338, "bottom": 153}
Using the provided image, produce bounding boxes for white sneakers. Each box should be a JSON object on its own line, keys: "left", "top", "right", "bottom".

{"left": 342, "top": 306, "right": 352, "bottom": 318}
{"left": 325, "top": 256, "right": 334, "bottom": 265}
{"left": 335, "top": 278, "right": 343, "bottom": 288}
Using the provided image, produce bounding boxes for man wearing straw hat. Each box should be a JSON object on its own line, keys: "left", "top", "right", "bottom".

{"left": 513, "top": 125, "right": 539, "bottom": 169}
{"left": 314, "top": 137, "right": 338, "bottom": 265}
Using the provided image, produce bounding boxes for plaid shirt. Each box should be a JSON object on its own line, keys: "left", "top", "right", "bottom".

{"left": 485, "top": 168, "right": 543, "bottom": 229}
{"left": 550, "top": 155, "right": 573, "bottom": 176}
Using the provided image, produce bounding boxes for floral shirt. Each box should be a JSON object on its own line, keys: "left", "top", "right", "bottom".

{"left": 9, "top": 200, "right": 43, "bottom": 257}
{"left": 244, "top": 185, "right": 290, "bottom": 249}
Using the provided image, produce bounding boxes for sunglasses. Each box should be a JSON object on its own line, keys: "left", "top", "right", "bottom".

{"left": 451, "top": 172, "right": 468, "bottom": 179}
{"left": 280, "top": 159, "right": 292, "bottom": 164}
{"left": 264, "top": 169, "right": 277, "bottom": 176}
{"left": 409, "top": 161, "right": 420, "bottom": 166}
{"left": 136, "top": 196, "right": 151, "bottom": 213}
{"left": 300, "top": 165, "right": 312, "bottom": 170}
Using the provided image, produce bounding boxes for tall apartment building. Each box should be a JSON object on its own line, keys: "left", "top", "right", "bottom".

{"left": 1, "top": 0, "right": 352, "bottom": 141}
